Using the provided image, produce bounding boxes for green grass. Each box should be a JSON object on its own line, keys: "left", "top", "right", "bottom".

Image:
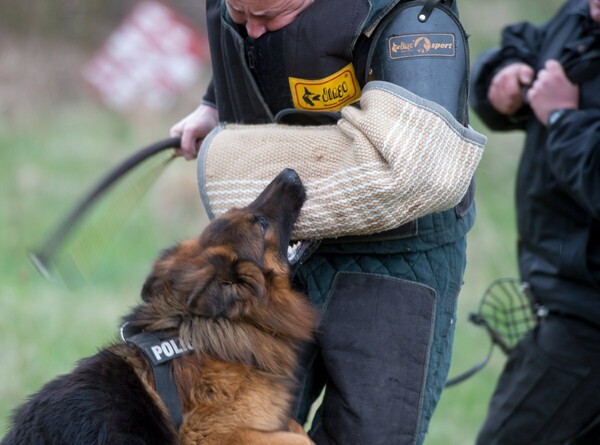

{"left": 0, "top": 0, "right": 565, "bottom": 442}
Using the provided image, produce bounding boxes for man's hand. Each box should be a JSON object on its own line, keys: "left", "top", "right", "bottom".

{"left": 488, "top": 62, "right": 535, "bottom": 115}
{"left": 170, "top": 104, "right": 219, "bottom": 160}
{"left": 526, "top": 60, "right": 579, "bottom": 125}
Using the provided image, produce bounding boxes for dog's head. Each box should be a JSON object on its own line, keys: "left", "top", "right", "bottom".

{"left": 140, "top": 168, "right": 308, "bottom": 323}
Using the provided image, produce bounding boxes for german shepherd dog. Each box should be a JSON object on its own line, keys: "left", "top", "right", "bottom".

{"left": 2, "top": 169, "right": 317, "bottom": 445}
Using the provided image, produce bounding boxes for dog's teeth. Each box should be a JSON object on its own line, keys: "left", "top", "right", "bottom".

{"left": 287, "top": 241, "right": 301, "bottom": 262}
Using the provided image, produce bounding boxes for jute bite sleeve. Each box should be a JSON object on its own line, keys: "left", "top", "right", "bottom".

{"left": 198, "top": 81, "right": 486, "bottom": 240}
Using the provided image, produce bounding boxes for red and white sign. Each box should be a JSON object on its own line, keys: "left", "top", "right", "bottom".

{"left": 82, "top": 1, "right": 209, "bottom": 111}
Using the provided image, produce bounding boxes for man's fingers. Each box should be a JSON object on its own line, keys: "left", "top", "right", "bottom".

{"left": 180, "top": 130, "right": 201, "bottom": 160}
{"left": 518, "top": 65, "right": 535, "bottom": 86}
{"left": 544, "top": 59, "right": 562, "bottom": 72}
{"left": 170, "top": 120, "right": 185, "bottom": 139}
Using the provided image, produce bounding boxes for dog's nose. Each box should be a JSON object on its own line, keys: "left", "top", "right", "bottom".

{"left": 279, "top": 168, "right": 302, "bottom": 186}
{"left": 272, "top": 169, "right": 305, "bottom": 199}
{"left": 280, "top": 169, "right": 306, "bottom": 203}
{"left": 248, "top": 168, "right": 306, "bottom": 215}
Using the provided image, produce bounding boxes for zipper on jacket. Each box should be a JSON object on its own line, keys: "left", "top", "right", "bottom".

{"left": 246, "top": 39, "right": 256, "bottom": 69}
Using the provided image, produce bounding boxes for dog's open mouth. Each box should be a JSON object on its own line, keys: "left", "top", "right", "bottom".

{"left": 287, "top": 239, "right": 320, "bottom": 266}
{"left": 287, "top": 240, "right": 304, "bottom": 264}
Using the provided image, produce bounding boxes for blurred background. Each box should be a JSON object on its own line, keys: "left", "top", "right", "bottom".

{"left": 0, "top": 0, "right": 565, "bottom": 443}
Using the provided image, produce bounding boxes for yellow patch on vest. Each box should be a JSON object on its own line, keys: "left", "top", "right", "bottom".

{"left": 288, "top": 63, "right": 361, "bottom": 111}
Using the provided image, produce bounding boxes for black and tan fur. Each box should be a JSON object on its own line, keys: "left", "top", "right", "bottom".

{"left": 2, "top": 169, "right": 317, "bottom": 445}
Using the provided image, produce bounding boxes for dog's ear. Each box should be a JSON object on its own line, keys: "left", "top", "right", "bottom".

{"left": 141, "top": 273, "right": 159, "bottom": 302}
{"left": 141, "top": 267, "right": 181, "bottom": 302}
{"left": 187, "top": 257, "right": 266, "bottom": 318}
{"left": 141, "top": 259, "right": 174, "bottom": 303}
{"left": 140, "top": 244, "right": 187, "bottom": 302}
{"left": 186, "top": 264, "right": 237, "bottom": 317}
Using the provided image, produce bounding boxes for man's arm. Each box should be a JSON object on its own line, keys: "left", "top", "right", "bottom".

{"left": 470, "top": 21, "right": 546, "bottom": 131}
{"left": 546, "top": 110, "right": 600, "bottom": 219}
{"left": 526, "top": 58, "right": 600, "bottom": 218}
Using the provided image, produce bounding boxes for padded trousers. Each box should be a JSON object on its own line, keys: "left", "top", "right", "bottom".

{"left": 293, "top": 236, "right": 467, "bottom": 445}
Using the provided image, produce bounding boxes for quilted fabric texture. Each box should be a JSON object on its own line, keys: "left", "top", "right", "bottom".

{"left": 294, "top": 237, "right": 467, "bottom": 443}
{"left": 198, "top": 81, "right": 486, "bottom": 239}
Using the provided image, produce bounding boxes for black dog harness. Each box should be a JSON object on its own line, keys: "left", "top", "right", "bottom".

{"left": 120, "top": 323, "right": 193, "bottom": 429}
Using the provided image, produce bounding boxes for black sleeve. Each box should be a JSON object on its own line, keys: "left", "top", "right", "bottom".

{"left": 470, "top": 21, "right": 547, "bottom": 131}
{"left": 202, "top": 0, "right": 219, "bottom": 109}
{"left": 202, "top": 78, "right": 216, "bottom": 108}
{"left": 546, "top": 110, "right": 600, "bottom": 219}
{"left": 469, "top": 48, "right": 531, "bottom": 131}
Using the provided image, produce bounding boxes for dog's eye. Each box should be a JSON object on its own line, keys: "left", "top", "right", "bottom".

{"left": 256, "top": 215, "right": 269, "bottom": 233}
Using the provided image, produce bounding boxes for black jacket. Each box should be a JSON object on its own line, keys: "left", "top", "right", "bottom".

{"left": 470, "top": 0, "right": 600, "bottom": 326}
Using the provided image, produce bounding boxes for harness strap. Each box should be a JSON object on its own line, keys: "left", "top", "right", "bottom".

{"left": 124, "top": 329, "right": 185, "bottom": 430}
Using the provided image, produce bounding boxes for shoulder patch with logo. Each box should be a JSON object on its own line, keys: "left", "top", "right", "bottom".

{"left": 389, "top": 33, "right": 455, "bottom": 59}
{"left": 288, "top": 63, "right": 361, "bottom": 111}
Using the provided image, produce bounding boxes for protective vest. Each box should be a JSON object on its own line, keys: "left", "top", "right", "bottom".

{"left": 204, "top": 0, "right": 407, "bottom": 122}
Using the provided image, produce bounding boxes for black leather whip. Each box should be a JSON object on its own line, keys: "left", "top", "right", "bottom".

{"left": 29, "top": 137, "right": 181, "bottom": 283}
